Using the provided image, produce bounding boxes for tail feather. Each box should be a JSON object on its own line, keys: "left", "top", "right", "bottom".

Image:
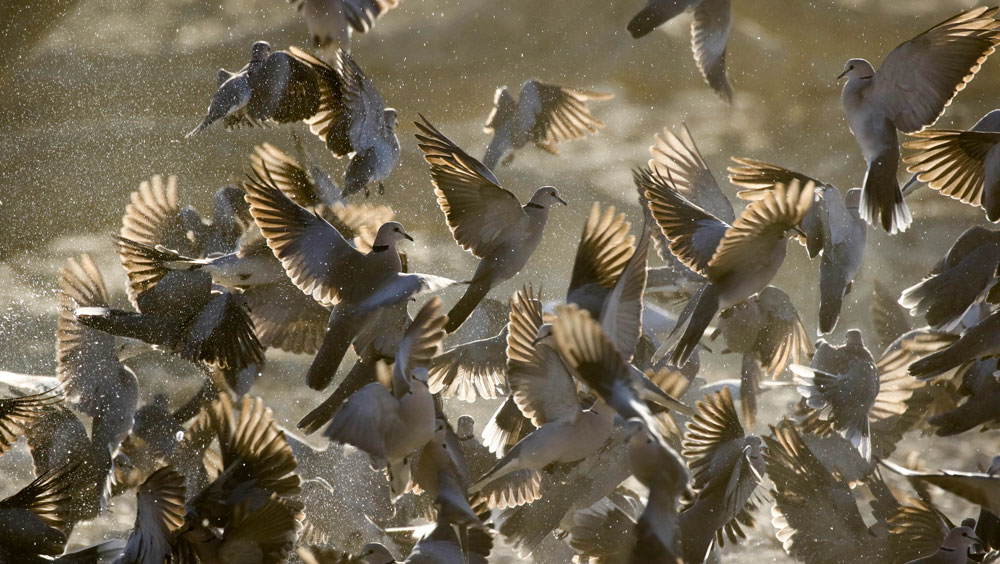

{"left": 306, "top": 308, "right": 361, "bottom": 390}
{"left": 298, "top": 360, "right": 376, "bottom": 434}
{"left": 845, "top": 417, "right": 871, "bottom": 462}
{"left": 445, "top": 280, "right": 491, "bottom": 334}
{"left": 669, "top": 284, "right": 718, "bottom": 367}
{"left": 860, "top": 155, "right": 911, "bottom": 234}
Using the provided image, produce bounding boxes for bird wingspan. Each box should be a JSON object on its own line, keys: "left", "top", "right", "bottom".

{"left": 903, "top": 129, "right": 1000, "bottom": 208}
{"left": 415, "top": 115, "right": 526, "bottom": 258}
{"left": 650, "top": 124, "right": 735, "bottom": 222}
{"left": 691, "top": 0, "right": 734, "bottom": 102}
{"left": 874, "top": 6, "right": 1000, "bottom": 133}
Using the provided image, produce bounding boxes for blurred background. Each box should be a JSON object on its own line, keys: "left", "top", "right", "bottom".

{"left": 1, "top": 0, "right": 999, "bottom": 561}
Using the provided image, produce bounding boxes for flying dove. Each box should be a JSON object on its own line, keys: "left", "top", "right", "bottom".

{"left": 244, "top": 165, "right": 455, "bottom": 390}
{"left": 482, "top": 79, "right": 612, "bottom": 169}
{"left": 357, "top": 517, "right": 493, "bottom": 564}
{"left": 792, "top": 329, "right": 880, "bottom": 460}
{"left": 729, "top": 158, "right": 867, "bottom": 334}
{"left": 908, "top": 308, "right": 1000, "bottom": 380}
{"left": 296, "top": 47, "right": 400, "bottom": 197}
{"left": 288, "top": 0, "right": 403, "bottom": 51}
{"left": 903, "top": 109, "right": 1000, "bottom": 222}
{"left": 415, "top": 115, "right": 566, "bottom": 334}
{"left": 627, "top": 0, "right": 735, "bottom": 102}
{"left": 638, "top": 162, "right": 814, "bottom": 367}
{"left": 899, "top": 226, "right": 1000, "bottom": 332}
{"left": 187, "top": 41, "right": 323, "bottom": 137}
{"left": 838, "top": 6, "right": 1000, "bottom": 233}
{"left": 881, "top": 456, "right": 1000, "bottom": 516}
{"left": 903, "top": 526, "right": 983, "bottom": 564}
{"left": 678, "top": 388, "right": 764, "bottom": 563}
{"left": 114, "top": 466, "right": 186, "bottom": 564}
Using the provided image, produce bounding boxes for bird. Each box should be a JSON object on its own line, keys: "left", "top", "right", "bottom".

{"left": 318, "top": 298, "right": 445, "bottom": 496}
{"left": 903, "top": 109, "right": 1000, "bottom": 221}
{"left": 243, "top": 164, "right": 455, "bottom": 390}
{"left": 928, "top": 357, "right": 1000, "bottom": 436}
{"left": 426, "top": 326, "right": 508, "bottom": 402}
{"left": 838, "top": 6, "right": 1000, "bottom": 233}
{"left": 414, "top": 115, "right": 566, "bottom": 334}
{"left": 712, "top": 285, "right": 812, "bottom": 428}
{"left": 250, "top": 140, "right": 342, "bottom": 209}
{"left": 881, "top": 456, "right": 1000, "bottom": 516}
{"left": 186, "top": 41, "right": 323, "bottom": 137}
{"left": 678, "top": 387, "right": 764, "bottom": 563}
{"left": 287, "top": 0, "right": 403, "bottom": 51}
{"left": 627, "top": 0, "right": 735, "bottom": 102}
{"left": 638, "top": 163, "right": 814, "bottom": 367}
{"left": 909, "top": 308, "right": 1000, "bottom": 380}
{"left": 899, "top": 225, "right": 1000, "bottom": 332}
{"left": 296, "top": 47, "right": 400, "bottom": 197}
{"left": 356, "top": 517, "right": 493, "bottom": 564}
{"left": 0, "top": 463, "right": 77, "bottom": 561}
{"left": 792, "top": 329, "right": 880, "bottom": 460}
{"left": 903, "top": 526, "right": 983, "bottom": 564}
{"left": 0, "top": 388, "right": 63, "bottom": 456}
{"left": 114, "top": 466, "right": 186, "bottom": 564}
{"left": 481, "top": 79, "right": 612, "bottom": 170}
{"left": 728, "top": 158, "right": 867, "bottom": 335}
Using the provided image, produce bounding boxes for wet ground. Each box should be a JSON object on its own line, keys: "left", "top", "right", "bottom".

{"left": 2, "top": 0, "right": 1000, "bottom": 561}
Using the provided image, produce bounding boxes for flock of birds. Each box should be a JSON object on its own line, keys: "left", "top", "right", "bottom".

{"left": 7, "top": 1, "right": 1000, "bottom": 563}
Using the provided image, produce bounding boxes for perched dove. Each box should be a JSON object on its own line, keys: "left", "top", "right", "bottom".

{"left": 838, "top": 6, "right": 1000, "bottom": 233}
{"left": 187, "top": 41, "right": 323, "bottom": 137}
{"left": 627, "top": 0, "right": 735, "bottom": 102}
{"left": 288, "top": 0, "right": 403, "bottom": 51}
{"left": 296, "top": 47, "right": 400, "bottom": 197}
{"left": 638, "top": 164, "right": 814, "bottom": 367}
{"left": 792, "top": 329, "right": 880, "bottom": 460}
{"left": 415, "top": 115, "right": 566, "bottom": 334}
{"left": 903, "top": 109, "right": 1000, "bottom": 221}
{"left": 243, "top": 165, "right": 454, "bottom": 390}
{"left": 482, "top": 79, "right": 612, "bottom": 169}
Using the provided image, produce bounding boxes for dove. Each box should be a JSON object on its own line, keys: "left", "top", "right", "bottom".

{"left": 638, "top": 163, "right": 814, "bottom": 367}
{"left": 177, "top": 495, "right": 303, "bottom": 564}
{"left": 903, "top": 109, "right": 1000, "bottom": 222}
{"left": 0, "top": 463, "right": 77, "bottom": 561}
{"left": 315, "top": 299, "right": 444, "bottom": 496}
{"left": 792, "top": 329, "right": 880, "bottom": 460}
{"left": 414, "top": 115, "right": 566, "bottom": 334}
{"left": 908, "top": 308, "right": 1000, "bottom": 380}
{"left": 627, "top": 0, "right": 735, "bottom": 102}
{"left": 899, "top": 226, "right": 1000, "bottom": 331}
{"left": 838, "top": 6, "right": 1000, "bottom": 233}
{"left": 481, "top": 79, "right": 612, "bottom": 169}
{"left": 296, "top": 47, "right": 400, "bottom": 197}
{"left": 728, "top": 158, "right": 867, "bottom": 334}
{"left": 243, "top": 165, "right": 455, "bottom": 390}
{"left": 881, "top": 456, "right": 1000, "bottom": 516}
{"left": 712, "top": 285, "right": 812, "bottom": 428}
{"left": 410, "top": 417, "right": 483, "bottom": 531}
{"left": 903, "top": 526, "right": 983, "bottom": 564}
{"left": 678, "top": 388, "right": 764, "bottom": 563}
{"left": 357, "top": 517, "right": 493, "bottom": 564}
{"left": 928, "top": 358, "right": 1000, "bottom": 436}
{"left": 187, "top": 41, "right": 323, "bottom": 137}
{"left": 427, "top": 326, "right": 508, "bottom": 402}
{"left": 288, "top": 0, "right": 403, "bottom": 50}
{"left": 624, "top": 419, "right": 688, "bottom": 564}
{"left": 113, "top": 466, "right": 186, "bottom": 564}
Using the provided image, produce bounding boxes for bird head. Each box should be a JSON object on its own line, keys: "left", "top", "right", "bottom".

{"left": 837, "top": 58, "right": 874, "bottom": 80}
{"left": 942, "top": 526, "right": 982, "bottom": 551}
{"left": 250, "top": 41, "right": 271, "bottom": 62}
{"left": 528, "top": 186, "right": 567, "bottom": 208}
{"left": 383, "top": 108, "right": 398, "bottom": 131}
{"left": 373, "top": 222, "right": 414, "bottom": 247}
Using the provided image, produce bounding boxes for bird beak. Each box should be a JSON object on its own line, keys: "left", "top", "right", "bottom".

{"left": 404, "top": 233, "right": 414, "bottom": 242}
{"left": 836, "top": 69, "right": 849, "bottom": 80}
{"left": 555, "top": 195, "right": 568, "bottom": 206}
{"left": 971, "top": 534, "right": 985, "bottom": 545}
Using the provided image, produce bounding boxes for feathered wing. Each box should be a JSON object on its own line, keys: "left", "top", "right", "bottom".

{"left": 243, "top": 164, "right": 365, "bottom": 306}
{"left": 648, "top": 124, "right": 735, "bottom": 222}
{"left": 887, "top": 497, "right": 952, "bottom": 563}
{"left": 0, "top": 389, "right": 63, "bottom": 455}
{"left": 874, "top": 6, "right": 1000, "bottom": 133}
{"left": 427, "top": 328, "right": 508, "bottom": 402}
{"left": 568, "top": 202, "right": 634, "bottom": 300}
{"left": 342, "top": 0, "right": 402, "bottom": 34}
{"left": 394, "top": 297, "right": 447, "bottom": 380}
{"left": 599, "top": 219, "right": 650, "bottom": 360}
{"left": 682, "top": 388, "right": 746, "bottom": 491}
{"left": 250, "top": 142, "right": 326, "bottom": 208}
{"left": 119, "top": 466, "right": 186, "bottom": 564}
{"left": 903, "top": 129, "right": 1000, "bottom": 216}
{"left": 415, "top": 115, "right": 527, "bottom": 258}
{"left": 691, "top": 0, "right": 734, "bottom": 102}
{"left": 707, "top": 180, "right": 815, "bottom": 279}
{"left": 521, "top": 80, "right": 613, "bottom": 152}
{"left": 637, "top": 165, "right": 729, "bottom": 277}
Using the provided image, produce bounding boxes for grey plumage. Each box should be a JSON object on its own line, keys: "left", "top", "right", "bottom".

{"left": 838, "top": 7, "right": 1000, "bottom": 233}
{"left": 289, "top": 0, "right": 403, "bottom": 51}
{"left": 481, "top": 79, "right": 612, "bottom": 170}
{"left": 415, "top": 115, "right": 565, "bottom": 333}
